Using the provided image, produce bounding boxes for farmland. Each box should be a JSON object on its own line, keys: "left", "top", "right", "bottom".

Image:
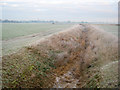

{"left": 95, "top": 24, "right": 118, "bottom": 36}
{"left": 2, "top": 24, "right": 118, "bottom": 55}
{"left": 2, "top": 23, "right": 74, "bottom": 55}
{"left": 2, "top": 23, "right": 74, "bottom": 40}
{"left": 2, "top": 24, "right": 118, "bottom": 88}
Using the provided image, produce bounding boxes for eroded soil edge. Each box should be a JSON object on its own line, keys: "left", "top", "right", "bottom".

{"left": 2, "top": 24, "right": 118, "bottom": 88}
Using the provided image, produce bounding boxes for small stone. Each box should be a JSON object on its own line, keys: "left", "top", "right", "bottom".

{"left": 87, "top": 65, "right": 92, "bottom": 68}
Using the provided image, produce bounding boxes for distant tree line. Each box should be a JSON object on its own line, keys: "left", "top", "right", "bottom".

{"left": 0, "top": 19, "right": 89, "bottom": 24}
{"left": 0, "top": 19, "right": 57, "bottom": 23}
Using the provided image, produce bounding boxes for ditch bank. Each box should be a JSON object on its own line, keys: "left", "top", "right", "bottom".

{"left": 2, "top": 24, "right": 118, "bottom": 88}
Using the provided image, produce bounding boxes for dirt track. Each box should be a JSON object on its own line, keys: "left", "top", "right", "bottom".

{"left": 2, "top": 24, "right": 118, "bottom": 88}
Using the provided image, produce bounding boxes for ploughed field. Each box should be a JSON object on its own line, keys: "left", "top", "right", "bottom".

{"left": 2, "top": 24, "right": 118, "bottom": 88}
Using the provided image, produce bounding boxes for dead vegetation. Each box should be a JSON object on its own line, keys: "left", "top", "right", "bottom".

{"left": 2, "top": 24, "right": 118, "bottom": 88}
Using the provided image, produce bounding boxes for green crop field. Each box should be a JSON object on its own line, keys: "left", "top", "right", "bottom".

{"left": 2, "top": 23, "right": 74, "bottom": 55}
{"left": 96, "top": 24, "right": 118, "bottom": 36}
{"left": 2, "top": 23, "right": 118, "bottom": 56}
{"left": 2, "top": 23, "right": 74, "bottom": 40}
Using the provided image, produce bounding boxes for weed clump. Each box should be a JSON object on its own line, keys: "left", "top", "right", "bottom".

{"left": 2, "top": 45, "right": 58, "bottom": 88}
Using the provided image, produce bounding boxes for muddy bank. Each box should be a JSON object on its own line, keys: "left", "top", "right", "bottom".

{"left": 2, "top": 24, "right": 118, "bottom": 88}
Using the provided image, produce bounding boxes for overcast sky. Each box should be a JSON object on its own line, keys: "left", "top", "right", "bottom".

{"left": 0, "top": 0, "right": 119, "bottom": 23}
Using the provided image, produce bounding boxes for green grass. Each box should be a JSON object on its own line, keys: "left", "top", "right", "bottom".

{"left": 2, "top": 23, "right": 73, "bottom": 55}
{"left": 96, "top": 25, "right": 118, "bottom": 36}
{"left": 2, "top": 45, "right": 57, "bottom": 88}
{"left": 2, "top": 23, "right": 73, "bottom": 40}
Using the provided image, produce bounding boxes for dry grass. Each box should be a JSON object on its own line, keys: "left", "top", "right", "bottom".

{"left": 2, "top": 24, "right": 118, "bottom": 88}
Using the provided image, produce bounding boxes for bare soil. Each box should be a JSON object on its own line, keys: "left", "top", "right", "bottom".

{"left": 2, "top": 24, "right": 118, "bottom": 88}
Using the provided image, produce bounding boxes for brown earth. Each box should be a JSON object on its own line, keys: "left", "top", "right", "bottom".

{"left": 2, "top": 24, "right": 118, "bottom": 88}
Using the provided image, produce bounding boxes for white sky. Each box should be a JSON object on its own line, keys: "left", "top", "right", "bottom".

{"left": 0, "top": 0, "right": 119, "bottom": 23}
